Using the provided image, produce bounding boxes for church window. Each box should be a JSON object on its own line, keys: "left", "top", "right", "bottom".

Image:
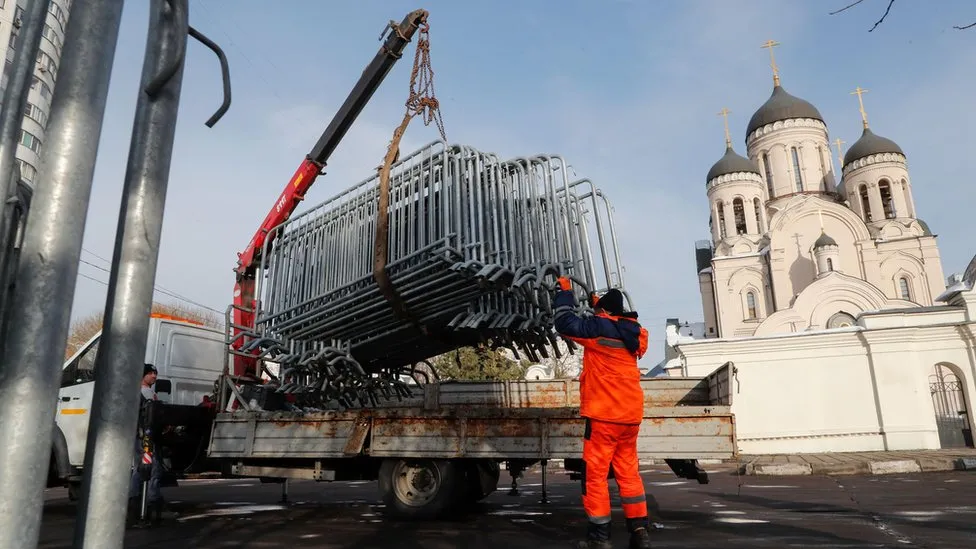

{"left": 817, "top": 146, "right": 827, "bottom": 191}
{"left": 827, "top": 312, "right": 856, "bottom": 329}
{"left": 753, "top": 197, "right": 763, "bottom": 232}
{"left": 791, "top": 147, "right": 804, "bottom": 192}
{"left": 827, "top": 258, "right": 834, "bottom": 271}
{"left": 859, "top": 185, "right": 872, "bottom": 221}
{"left": 732, "top": 198, "right": 747, "bottom": 234}
{"left": 878, "top": 179, "right": 895, "bottom": 218}
{"left": 717, "top": 202, "right": 727, "bottom": 238}
{"left": 762, "top": 153, "right": 774, "bottom": 196}
{"left": 745, "top": 291, "right": 758, "bottom": 319}
{"left": 899, "top": 277, "right": 912, "bottom": 300}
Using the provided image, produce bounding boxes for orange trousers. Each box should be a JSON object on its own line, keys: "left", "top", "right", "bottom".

{"left": 581, "top": 418, "right": 647, "bottom": 524}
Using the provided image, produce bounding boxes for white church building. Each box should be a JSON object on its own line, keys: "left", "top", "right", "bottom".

{"left": 663, "top": 46, "right": 975, "bottom": 455}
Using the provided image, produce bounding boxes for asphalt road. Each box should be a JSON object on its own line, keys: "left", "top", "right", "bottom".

{"left": 38, "top": 464, "right": 975, "bottom": 548}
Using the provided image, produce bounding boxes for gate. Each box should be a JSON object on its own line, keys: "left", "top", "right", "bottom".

{"left": 929, "top": 364, "right": 973, "bottom": 448}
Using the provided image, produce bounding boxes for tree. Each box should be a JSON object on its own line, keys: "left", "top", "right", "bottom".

{"left": 830, "top": 0, "right": 975, "bottom": 32}
{"left": 64, "top": 301, "right": 224, "bottom": 358}
{"left": 428, "top": 344, "right": 529, "bottom": 381}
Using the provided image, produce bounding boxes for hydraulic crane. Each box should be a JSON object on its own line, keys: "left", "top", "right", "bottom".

{"left": 231, "top": 9, "right": 430, "bottom": 378}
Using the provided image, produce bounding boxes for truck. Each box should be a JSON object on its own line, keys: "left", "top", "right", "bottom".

{"left": 49, "top": 8, "right": 738, "bottom": 519}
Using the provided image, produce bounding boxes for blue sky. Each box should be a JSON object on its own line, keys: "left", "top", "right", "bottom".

{"left": 70, "top": 0, "right": 976, "bottom": 363}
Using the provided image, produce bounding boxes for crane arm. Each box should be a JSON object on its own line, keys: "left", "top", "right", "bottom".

{"left": 231, "top": 9, "right": 430, "bottom": 378}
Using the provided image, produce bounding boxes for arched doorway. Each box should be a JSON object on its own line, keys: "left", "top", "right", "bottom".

{"left": 929, "top": 363, "right": 974, "bottom": 448}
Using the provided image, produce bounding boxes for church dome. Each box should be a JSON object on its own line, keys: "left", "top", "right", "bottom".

{"left": 843, "top": 127, "right": 904, "bottom": 167}
{"left": 706, "top": 146, "right": 761, "bottom": 184}
{"left": 746, "top": 85, "right": 824, "bottom": 138}
{"left": 814, "top": 231, "right": 837, "bottom": 249}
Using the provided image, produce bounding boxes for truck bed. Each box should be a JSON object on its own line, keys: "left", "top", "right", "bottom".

{"left": 208, "top": 363, "right": 736, "bottom": 462}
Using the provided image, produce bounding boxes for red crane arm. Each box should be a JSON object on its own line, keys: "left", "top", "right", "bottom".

{"left": 230, "top": 9, "right": 430, "bottom": 378}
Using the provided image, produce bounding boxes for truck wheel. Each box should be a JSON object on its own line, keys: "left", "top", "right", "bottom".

{"left": 378, "top": 458, "right": 463, "bottom": 519}
{"left": 463, "top": 460, "right": 500, "bottom": 503}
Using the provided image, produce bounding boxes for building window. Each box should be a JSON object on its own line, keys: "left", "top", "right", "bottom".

{"left": 717, "top": 202, "right": 727, "bottom": 239}
{"left": 31, "top": 76, "right": 52, "bottom": 99}
{"left": 753, "top": 197, "right": 763, "bottom": 233}
{"left": 746, "top": 291, "right": 758, "bottom": 320}
{"left": 791, "top": 147, "right": 804, "bottom": 192}
{"left": 18, "top": 160, "right": 35, "bottom": 182}
{"left": 826, "top": 258, "right": 834, "bottom": 271}
{"left": 20, "top": 130, "right": 41, "bottom": 153}
{"left": 899, "top": 277, "right": 911, "bottom": 300}
{"left": 827, "top": 312, "right": 856, "bottom": 329}
{"left": 762, "top": 153, "right": 774, "bottom": 196}
{"left": 859, "top": 184, "right": 872, "bottom": 221}
{"left": 817, "top": 146, "right": 827, "bottom": 191}
{"left": 878, "top": 179, "right": 895, "bottom": 218}
{"left": 732, "top": 198, "right": 747, "bottom": 234}
{"left": 36, "top": 50, "right": 57, "bottom": 79}
{"left": 23, "top": 102, "right": 46, "bottom": 126}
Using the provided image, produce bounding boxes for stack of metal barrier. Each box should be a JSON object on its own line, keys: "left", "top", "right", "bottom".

{"left": 250, "top": 141, "right": 626, "bottom": 397}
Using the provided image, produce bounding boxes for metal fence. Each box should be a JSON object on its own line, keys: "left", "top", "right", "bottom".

{"left": 248, "top": 142, "right": 627, "bottom": 373}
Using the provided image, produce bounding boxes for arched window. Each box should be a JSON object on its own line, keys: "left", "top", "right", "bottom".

{"left": 732, "top": 198, "right": 747, "bottom": 234}
{"left": 717, "top": 202, "right": 727, "bottom": 239}
{"left": 745, "top": 291, "right": 758, "bottom": 320}
{"left": 762, "top": 153, "right": 774, "bottom": 196}
{"left": 753, "top": 197, "right": 764, "bottom": 233}
{"left": 817, "top": 146, "right": 827, "bottom": 191}
{"left": 791, "top": 147, "right": 804, "bottom": 192}
{"left": 826, "top": 258, "right": 834, "bottom": 271}
{"left": 879, "top": 179, "right": 895, "bottom": 218}
{"left": 901, "top": 178, "right": 915, "bottom": 217}
{"left": 827, "top": 312, "right": 856, "bottom": 329}
{"left": 859, "top": 184, "right": 872, "bottom": 221}
{"left": 899, "top": 277, "right": 911, "bottom": 300}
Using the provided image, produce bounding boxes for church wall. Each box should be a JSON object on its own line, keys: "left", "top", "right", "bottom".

{"left": 841, "top": 155, "right": 911, "bottom": 224}
{"left": 747, "top": 119, "right": 832, "bottom": 201}
{"left": 671, "top": 309, "right": 976, "bottom": 454}
{"left": 710, "top": 255, "right": 767, "bottom": 337}
{"left": 707, "top": 178, "right": 765, "bottom": 238}
{"left": 875, "top": 235, "right": 946, "bottom": 305}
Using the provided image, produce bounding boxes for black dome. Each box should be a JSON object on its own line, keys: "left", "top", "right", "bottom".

{"left": 843, "top": 127, "right": 904, "bottom": 167}
{"left": 747, "top": 85, "right": 824, "bottom": 138}
{"left": 814, "top": 231, "right": 837, "bottom": 249}
{"left": 706, "top": 146, "right": 761, "bottom": 184}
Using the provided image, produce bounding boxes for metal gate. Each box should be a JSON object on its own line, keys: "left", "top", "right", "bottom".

{"left": 929, "top": 364, "right": 973, "bottom": 448}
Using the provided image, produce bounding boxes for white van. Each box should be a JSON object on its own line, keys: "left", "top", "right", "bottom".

{"left": 50, "top": 314, "right": 226, "bottom": 496}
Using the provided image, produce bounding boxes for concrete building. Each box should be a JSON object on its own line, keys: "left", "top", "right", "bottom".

{"left": 0, "top": 0, "right": 72, "bottom": 188}
{"left": 666, "top": 42, "right": 974, "bottom": 455}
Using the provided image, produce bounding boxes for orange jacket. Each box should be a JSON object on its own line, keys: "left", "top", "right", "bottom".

{"left": 553, "top": 289, "right": 648, "bottom": 425}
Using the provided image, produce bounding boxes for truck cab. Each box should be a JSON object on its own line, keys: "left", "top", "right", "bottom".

{"left": 50, "top": 313, "right": 226, "bottom": 494}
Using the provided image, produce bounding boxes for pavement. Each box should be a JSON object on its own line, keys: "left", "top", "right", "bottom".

{"left": 38, "top": 460, "right": 976, "bottom": 548}
{"left": 736, "top": 448, "right": 976, "bottom": 476}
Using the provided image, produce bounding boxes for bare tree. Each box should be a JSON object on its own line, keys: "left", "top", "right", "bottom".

{"left": 830, "top": 0, "right": 975, "bottom": 31}
{"left": 64, "top": 301, "right": 224, "bottom": 358}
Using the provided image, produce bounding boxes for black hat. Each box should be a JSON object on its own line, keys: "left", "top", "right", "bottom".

{"left": 595, "top": 289, "right": 624, "bottom": 316}
{"left": 143, "top": 364, "right": 157, "bottom": 376}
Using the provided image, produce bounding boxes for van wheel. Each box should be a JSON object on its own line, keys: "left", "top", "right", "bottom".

{"left": 378, "top": 458, "right": 463, "bottom": 519}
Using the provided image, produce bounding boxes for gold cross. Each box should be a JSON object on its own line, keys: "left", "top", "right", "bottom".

{"left": 718, "top": 107, "right": 732, "bottom": 148}
{"left": 761, "top": 39, "right": 781, "bottom": 86}
{"left": 851, "top": 86, "right": 869, "bottom": 129}
{"left": 833, "top": 137, "right": 846, "bottom": 166}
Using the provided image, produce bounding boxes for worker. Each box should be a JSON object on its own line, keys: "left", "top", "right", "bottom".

{"left": 552, "top": 277, "right": 651, "bottom": 549}
{"left": 127, "top": 364, "right": 164, "bottom": 526}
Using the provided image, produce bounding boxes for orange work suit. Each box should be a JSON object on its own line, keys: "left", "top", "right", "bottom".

{"left": 552, "top": 286, "right": 649, "bottom": 528}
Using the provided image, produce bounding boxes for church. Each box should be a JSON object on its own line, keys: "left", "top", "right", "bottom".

{"left": 663, "top": 42, "right": 976, "bottom": 455}
{"left": 697, "top": 46, "right": 944, "bottom": 339}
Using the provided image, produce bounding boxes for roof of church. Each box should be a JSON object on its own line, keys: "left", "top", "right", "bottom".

{"left": 814, "top": 231, "right": 837, "bottom": 249}
{"left": 706, "top": 146, "right": 761, "bottom": 183}
{"left": 747, "top": 85, "right": 824, "bottom": 137}
{"left": 843, "top": 127, "right": 904, "bottom": 167}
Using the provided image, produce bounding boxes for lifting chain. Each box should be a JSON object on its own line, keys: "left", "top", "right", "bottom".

{"left": 373, "top": 12, "right": 446, "bottom": 328}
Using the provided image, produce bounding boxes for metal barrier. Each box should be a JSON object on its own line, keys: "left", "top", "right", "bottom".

{"left": 232, "top": 141, "right": 628, "bottom": 411}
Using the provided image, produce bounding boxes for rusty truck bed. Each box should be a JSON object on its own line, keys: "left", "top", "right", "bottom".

{"left": 208, "top": 363, "right": 737, "bottom": 462}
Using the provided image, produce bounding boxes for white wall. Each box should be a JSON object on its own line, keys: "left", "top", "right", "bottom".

{"left": 669, "top": 301, "right": 976, "bottom": 454}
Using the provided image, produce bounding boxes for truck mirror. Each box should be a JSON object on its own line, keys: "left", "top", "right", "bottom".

{"left": 155, "top": 379, "right": 172, "bottom": 394}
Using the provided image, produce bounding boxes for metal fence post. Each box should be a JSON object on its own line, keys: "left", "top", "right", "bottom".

{"left": 71, "top": 1, "right": 189, "bottom": 547}
{"left": 0, "top": 0, "right": 51, "bottom": 331}
{"left": 0, "top": 1, "right": 125, "bottom": 548}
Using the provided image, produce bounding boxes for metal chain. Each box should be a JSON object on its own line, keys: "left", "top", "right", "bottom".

{"left": 404, "top": 17, "right": 446, "bottom": 140}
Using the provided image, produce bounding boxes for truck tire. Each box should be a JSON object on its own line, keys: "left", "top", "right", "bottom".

{"left": 463, "top": 460, "right": 500, "bottom": 503}
{"left": 378, "top": 458, "right": 464, "bottom": 519}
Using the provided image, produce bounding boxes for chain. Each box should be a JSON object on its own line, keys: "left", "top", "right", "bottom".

{"left": 405, "top": 17, "right": 446, "bottom": 140}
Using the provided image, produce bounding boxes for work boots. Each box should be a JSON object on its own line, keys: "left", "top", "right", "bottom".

{"left": 574, "top": 521, "right": 612, "bottom": 549}
{"left": 627, "top": 517, "right": 653, "bottom": 549}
